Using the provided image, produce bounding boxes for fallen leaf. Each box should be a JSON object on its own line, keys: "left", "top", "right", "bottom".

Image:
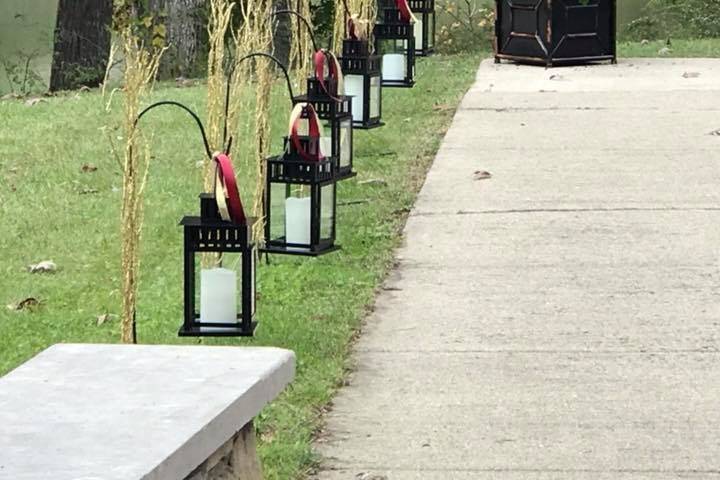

{"left": 80, "top": 187, "right": 99, "bottom": 195}
{"left": 549, "top": 74, "right": 567, "bottom": 81}
{"left": 682, "top": 71, "right": 700, "bottom": 78}
{"left": 7, "top": 297, "right": 40, "bottom": 311}
{"left": 96, "top": 313, "right": 118, "bottom": 326}
{"left": 27, "top": 260, "right": 57, "bottom": 273}
{"left": 432, "top": 104, "right": 452, "bottom": 112}
{"left": 24, "top": 97, "right": 46, "bottom": 107}
{"left": 709, "top": 129, "right": 720, "bottom": 136}
{"left": 474, "top": 170, "right": 492, "bottom": 180}
{"left": 81, "top": 163, "right": 98, "bottom": 173}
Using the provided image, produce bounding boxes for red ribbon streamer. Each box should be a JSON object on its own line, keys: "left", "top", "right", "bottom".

{"left": 396, "top": 0, "right": 413, "bottom": 23}
{"left": 313, "top": 49, "right": 343, "bottom": 102}
{"left": 213, "top": 153, "right": 246, "bottom": 225}
{"left": 289, "top": 103, "right": 323, "bottom": 162}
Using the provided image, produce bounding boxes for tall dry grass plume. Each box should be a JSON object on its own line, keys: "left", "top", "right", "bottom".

{"left": 205, "top": 0, "right": 235, "bottom": 190}
{"left": 227, "top": 0, "right": 275, "bottom": 243}
{"left": 115, "top": 25, "right": 165, "bottom": 344}
{"left": 333, "top": 0, "right": 377, "bottom": 51}
{"left": 252, "top": 1, "right": 275, "bottom": 243}
{"left": 289, "top": 0, "right": 315, "bottom": 88}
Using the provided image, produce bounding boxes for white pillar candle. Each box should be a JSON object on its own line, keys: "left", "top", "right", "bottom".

{"left": 382, "top": 54, "right": 406, "bottom": 81}
{"left": 345, "top": 74, "right": 365, "bottom": 122}
{"left": 200, "top": 268, "right": 237, "bottom": 323}
{"left": 414, "top": 19, "right": 424, "bottom": 50}
{"left": 285, "top": 196, "right": 311, "bottom": 245}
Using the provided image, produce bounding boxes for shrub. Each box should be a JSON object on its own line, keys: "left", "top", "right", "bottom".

{"left": 435, "top": 0, "right": 494, "bottom": 54}
{"left": 624, "top": 0, "right": 720, "bottom": 40}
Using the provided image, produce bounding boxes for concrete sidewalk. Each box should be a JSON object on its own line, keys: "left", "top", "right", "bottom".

{"left": 314, "top": 59, "right": 720, "bottom": 479}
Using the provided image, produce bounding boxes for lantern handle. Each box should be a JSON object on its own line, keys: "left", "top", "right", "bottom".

{"left": 135, "top": 101, "right": 213, "bottom": 160}
{"left": 223, "top": 52, "right": 295, "bottom": 151}
{"left": 271, "top": 9, "right": 319, "bottom": 52}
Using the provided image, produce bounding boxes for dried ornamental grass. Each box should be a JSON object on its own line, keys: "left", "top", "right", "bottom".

{"left": 205, "top": 0, "right": 235, "bottom": 190}
{"left": 333, "top": 0, "right": 377, "bottom": 51}
{"left": 228, "top": 0, "right": 274, "bottom": 244}
{"left": 289, "top": 0, "right": 315, "bottom": 88}
{"left": 116, "top": 28, "right": 165, "bottom": 344}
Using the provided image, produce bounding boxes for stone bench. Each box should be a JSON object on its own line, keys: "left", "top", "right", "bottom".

{"left": 0, "top": 344, "right": 295, "bottom": 480}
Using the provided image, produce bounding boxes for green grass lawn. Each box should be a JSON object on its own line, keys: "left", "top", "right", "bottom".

{"left": 0, "top": 52, "right": 482, "bottom": 478}
{"left": 618, "top": 38, "right": 720, "bottom": 57}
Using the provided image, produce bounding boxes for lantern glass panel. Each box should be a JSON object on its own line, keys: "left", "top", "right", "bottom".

{"left": 345, "top": 74, "right": 365, "bottom": 123}
{"left": 320, "top": 135, "right": 332, "bottom": 160}
{"left": 249, "top": 253, "right": 256, "bottom": 316}
{"left": 339, "top": 118, "right": 352, "bottom": 169}
{"left": 427, "top": 14, "right": 435, "bottom": 49}
{"left": 282, "top": 184, "right": 312, "bottom": 247}
{"left": 270, "top": 183, "right": 314, "bottom": 248}
{"left": 320, "top": 183, "right": 335, "bottom": 240}
{"left": 269, "top": 182, "right": 287, "bottom": 242}
{"left": 194, "top": 253, "right": 243, "bottom": 325}
{"left": 378, "top": 39, "right": 407, "bottom": 81}
{"left": 370, "top": 75, "right": 381, "bottom": 118}
{"left": 414, "top": 18, "right": 424, "bottom": 50}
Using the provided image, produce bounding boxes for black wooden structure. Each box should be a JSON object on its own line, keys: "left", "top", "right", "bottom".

{"left": 494, "top": 0, "right": 616, "bottom": 66}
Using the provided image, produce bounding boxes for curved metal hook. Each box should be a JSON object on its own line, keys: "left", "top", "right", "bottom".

{"left": 223, "top": 52, "right": 296, "bottom": 149}
{"left": 272, "top": 9, "right": 319, "bottom": 52}
{"left": 135, "top": 100, "right": 213, "bottom": 160}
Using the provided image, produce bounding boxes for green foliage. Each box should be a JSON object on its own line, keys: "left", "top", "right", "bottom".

{"left": 624, "top": 0, "right": 720, "bottom": 40}
{"left": 0, "top": 51, "right": 44, "bottom": 95}
{"left": 112, "top": 0, "right": 167, "bottom": 50}
{"left": 435, "top": 0, "right": 494, "bottom": 54}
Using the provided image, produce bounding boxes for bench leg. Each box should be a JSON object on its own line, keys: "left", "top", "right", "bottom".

{"left": 230, "top": 420, "right": 263, "bottom": 480}
{"left": 186, "top": 420, "right": 263, "bottom": 480}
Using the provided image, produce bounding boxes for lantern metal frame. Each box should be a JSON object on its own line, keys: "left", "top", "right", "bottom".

{"left": 179, "top": 195, "right": 257, "bottom": 337}
{"left": 408, "top": 0, "right": 435, "bottom": 56}
{"left": 339, "top": 39, "right": 384, "bottom": 129}
{"left": 293, "top": 77, "right": 356, "bottom": 181}
{"left": 494, "top": 0, "right": 617, "bottom": 67}
{"left": 374, "top": 4, "right": 416, "bottom": 88}
{"left": 262, "top": 139, "right": 340, "bottom": 256}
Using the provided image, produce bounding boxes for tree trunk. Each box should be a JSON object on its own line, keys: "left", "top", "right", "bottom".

{"left": 150, "top": 0, "right": 206, "bottom": 78}
{"left": 49, "top": 0, "right": 112, "bottom": 91}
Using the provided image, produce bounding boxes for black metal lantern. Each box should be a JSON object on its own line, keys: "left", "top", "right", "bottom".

{"left": 374, "top": 0, "right": 416, "bottom": 88}
{"left": 409, "top": 0, "right": 435, "bottom": 56}
{"left": 179, "top": 194, "right": 257, "bottom": 336}
{"left": 131, "top": 98, "right": 258, "bottom": 340}
{"left": 273, "top": 9, "right": 355, "bottom": 180}
{"left": 339, "top": 39, "right": 384, "bottom": 129}
{"left": 494, "top": 0, "right": 616, "bottom": 66}
{"left": 293, "top": 76, "right": 356, "bottom": 181}
{"left": 263, "top": 123, "right": 339, "bottom": 256}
